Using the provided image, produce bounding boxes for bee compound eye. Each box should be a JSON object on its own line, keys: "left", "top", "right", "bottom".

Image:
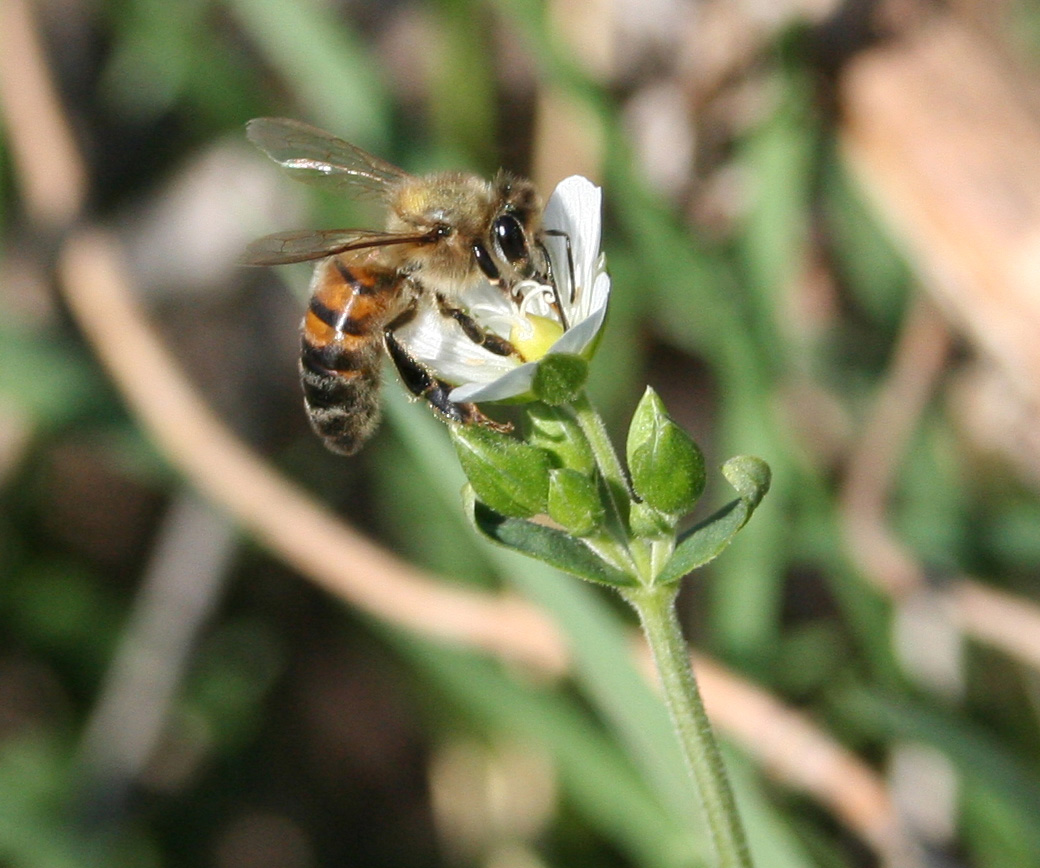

{"left": 492, "top": 214, "right": 528, "bottom": 264}
{"left": 472, "top": 242, "right": 500, "bottom": 281}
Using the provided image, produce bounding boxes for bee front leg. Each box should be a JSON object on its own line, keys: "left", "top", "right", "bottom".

{"left": 384, "top": 330, "right": 512, "bottom": 433}
{"left": 435, "top": 295, "right": 516, "bottom": 357}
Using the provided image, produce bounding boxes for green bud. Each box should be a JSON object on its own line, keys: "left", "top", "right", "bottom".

{"left": 451, "top": 424, "right": 551, "bottom": 518}
{"left": 547, "top": 468, "right": 604, "bottom": 536}
{"left": 626, "top": 387, "right": 705, "bottom": 516}
{"left": 656, "top": 454, "right": 772, "bottom": 584}
{"left": 629, "top": 500, "right": 674, "bottom": 539}
{"left": 531, "top": 353, "right": 588, "bottom": 406}
{"left": 721, "top": 455, "right": 771, "bottom": 510}
{"left": 525, "top": 405, "right": 595, "bottom": 474}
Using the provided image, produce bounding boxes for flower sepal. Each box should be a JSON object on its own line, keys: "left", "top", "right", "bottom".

{"left": 532, "top": 353, "right": 588, "bottom": 406}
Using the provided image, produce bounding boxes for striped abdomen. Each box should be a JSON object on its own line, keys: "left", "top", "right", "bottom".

{"left": 299, "top": 257, "right": 403, "bottom": 455}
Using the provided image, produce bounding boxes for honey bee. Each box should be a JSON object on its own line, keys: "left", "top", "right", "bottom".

{"left": 243, "top": 117, "right": 562, "bottom": 455}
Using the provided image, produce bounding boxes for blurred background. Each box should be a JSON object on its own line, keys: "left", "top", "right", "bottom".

{"left": 2, "top": 0, "right": 1040, "bottom": 866}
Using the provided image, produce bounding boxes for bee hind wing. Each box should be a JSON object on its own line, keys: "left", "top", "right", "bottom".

{"left": 246, "top": 118, "right": 407, "bottom": 195}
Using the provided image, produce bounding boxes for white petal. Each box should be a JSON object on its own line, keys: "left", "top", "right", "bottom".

{"left": 543, "top": 176, "right": 603, "bottom": 323}
{"left": 456, "top": 279, "right": 515, "bottom": 338}
{"left": 394, "top": 174, "right": 609, "bottom": 406}
{"left": 585, "top": 268, "right": 611, "bottom": 321}
{"left": 395, "top": 305, "right": 517, "bottom": 385}
{"left": 550, "top": 301, "right": 607, "bottom": 355}
{"left": 449, "top": 363, "right": 538, "bottom": 402}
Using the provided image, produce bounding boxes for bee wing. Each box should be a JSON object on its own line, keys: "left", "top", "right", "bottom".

{"left": 246, "top": 117, "right": 408, "bottom": 196}
{"left": 241, "top": 228, "right": 436, "bottom": 266}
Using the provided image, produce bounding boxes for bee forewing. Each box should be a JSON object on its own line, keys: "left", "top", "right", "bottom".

{"left": 246, "top": 118, "right": 409, "bottom": 196}
{"left": 241, "top": 229, "right": 366, "bottom": 265}
{"left": 240, "top": 229, "right": 438, "bottom": 266}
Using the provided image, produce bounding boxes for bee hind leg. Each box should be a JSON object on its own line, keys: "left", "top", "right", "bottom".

{"left": 384, "top": 331, "right": 512, "bottom": 433}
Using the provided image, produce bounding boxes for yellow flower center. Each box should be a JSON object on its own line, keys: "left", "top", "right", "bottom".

{"left": 511, "top": 314, "right": 564, "bottom": 361}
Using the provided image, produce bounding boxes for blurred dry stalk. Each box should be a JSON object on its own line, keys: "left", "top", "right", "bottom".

{"left": 841, "top": 15, "right": 1040, "bottom": 424}
{"left": 840, "top": 295, "right": 953, "bottom": 602}
{"left": 838, "top": 14, "right": 1040, "bottom": 672}
{"left": 0, "top": 0, "right": 86, "bottom": 226}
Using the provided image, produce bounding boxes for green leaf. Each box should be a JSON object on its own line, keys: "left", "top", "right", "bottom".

{"left": 547, "top": 468, "right": 604, "bottom": 537}
{"left": 451, "top": 425, "right": 551, "bottom": 518}
{"left": 656, "top": 455, "right": 771, "bottom": 584}
{"left": 626, "top": 387, "right": 705, "bottom": 515}
{"left": 525, "top": 404, "right": 595, "bottom": 474}
{"left": 470, "top": 499, "right": 636, "bottom": 587}
{"left": 532, "top": 353, "right": 588, "bottom": 406}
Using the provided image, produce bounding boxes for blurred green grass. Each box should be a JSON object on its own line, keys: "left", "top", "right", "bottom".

{"left": 3, "top": 1, "right": 1040, "bottom": 867}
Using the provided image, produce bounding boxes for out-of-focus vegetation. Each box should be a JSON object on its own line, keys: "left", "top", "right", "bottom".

{"left": 3, "top": 1, "right": 1040, "bottom": 867}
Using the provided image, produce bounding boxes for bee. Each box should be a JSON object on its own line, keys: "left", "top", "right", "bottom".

{"left": 243, "top": 117, "right": 561, "bottom": 455}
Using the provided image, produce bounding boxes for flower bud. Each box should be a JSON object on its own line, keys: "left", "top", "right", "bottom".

{"left": 451, "top": 425, "right": 552, "bottom": 518}
{"left": 626, "top": 387, "right": 705, "bottom": 516}
{"left": 721, "top": 455, "right": 771, "bottom": 510}
{"left": 547, "top": 468, "right": 604, "bottom": 537}
{"left": 525, "top": 405, "right": 595, "bottom": 474}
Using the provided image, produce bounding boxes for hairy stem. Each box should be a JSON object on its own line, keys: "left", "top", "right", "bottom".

{"left": 625, "top": 584, "right": 755, "bottom": 868}
{"left": 568, "top": 392, "right": 653, "bottom": 580}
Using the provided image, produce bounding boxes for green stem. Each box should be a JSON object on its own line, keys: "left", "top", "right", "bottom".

{"left": 568, "top": 392, "right": 653, "bottom": 580}
{"left": 569, "top": 392, "right": 629, "bottom": 497}
{"left": 624, "top": 584, "right": 755, "bottom": 868}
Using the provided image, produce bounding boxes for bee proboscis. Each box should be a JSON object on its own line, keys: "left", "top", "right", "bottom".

{"left": 243, "top": 117, "right": 561, "bottom": 455}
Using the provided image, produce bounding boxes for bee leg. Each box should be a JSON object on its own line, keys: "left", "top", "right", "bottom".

{"left": 435, "top": 295, "right": 516, "bottom": 357}
{"left": 384, "top": 330, "right": 512, "bottom": 433}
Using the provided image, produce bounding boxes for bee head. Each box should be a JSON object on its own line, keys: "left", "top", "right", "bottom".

{"left": 472, "top": 173, "right": 546, "bottom": 286}
{"left": 388, "top": 171, "right": 546, "bottom": 294}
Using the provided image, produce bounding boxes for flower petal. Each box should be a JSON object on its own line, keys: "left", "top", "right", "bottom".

{"left": 394, "top": 174, "right": 609, "bottom": 406}
{"left": 450, "top": 362, "right": 538, "bottom": 403}
{"left": 394, "top": 304, "right": 515, "bottom": 385}
{"left": 549, "top": 300, "right": 607, "bottom": 356}
{"left": 543, "top": 176, "right": 603, "bottom": 323}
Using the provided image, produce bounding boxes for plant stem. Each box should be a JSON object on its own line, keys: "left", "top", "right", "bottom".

{"left": 567, "top": 392, "right": 750, "bottom": 865}
{"left": 568, "top": 392, "right": 653, "bottom": 580}
{"left": 569, "top": 392, "right": 629, "bottom": 497}
{"left": 625, "top": 584, "right": 755, "bottom": 868}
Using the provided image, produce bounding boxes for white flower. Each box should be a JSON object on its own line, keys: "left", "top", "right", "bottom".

{"left": 394, "top": 175, "right": 610, "bottom": 403}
